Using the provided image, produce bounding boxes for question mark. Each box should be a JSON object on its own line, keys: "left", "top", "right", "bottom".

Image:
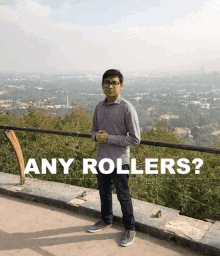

{"left": 192, "top": 158, "right": 203, "bottom": 174}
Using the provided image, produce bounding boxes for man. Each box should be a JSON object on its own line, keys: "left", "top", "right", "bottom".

{"left": 88, "top": 69, "right": 140, "bottom": 247}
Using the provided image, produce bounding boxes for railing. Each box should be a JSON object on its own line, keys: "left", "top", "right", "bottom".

{"left": 1, "top": 124, "right": 220, "bottom": 185}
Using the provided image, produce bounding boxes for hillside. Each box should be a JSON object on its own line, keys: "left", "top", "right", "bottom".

{"left": 0, "top": 106, "right": 219, "bottom": 222}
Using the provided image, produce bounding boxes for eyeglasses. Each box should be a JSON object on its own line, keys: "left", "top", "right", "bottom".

{"left": 103, "top": 81, "right": 121, "bottom": 88}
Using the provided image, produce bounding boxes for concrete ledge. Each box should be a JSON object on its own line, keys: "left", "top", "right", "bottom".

{"left": 0, "top": 172, "right": 219, "bottom": 256}
{"left": 163, "top": 215, "right": 213, "bottom": 241}
{"left": 199, "top": 221, "right": 220, "bottom": 255}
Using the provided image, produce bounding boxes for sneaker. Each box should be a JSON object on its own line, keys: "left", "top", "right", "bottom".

{"left": 120, "top": 229, "right": 136, "bottom": 247}
{"left": 87, "top": 220, "right": 112, "bottom": 233}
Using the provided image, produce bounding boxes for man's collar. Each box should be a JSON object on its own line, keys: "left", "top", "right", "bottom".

{"left": 103, "top": 94, "right": 122, "bottom": 105}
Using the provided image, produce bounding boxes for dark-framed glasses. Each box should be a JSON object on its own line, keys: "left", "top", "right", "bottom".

{"left": 103, "top": 81, "right": 121, "bottom": 88}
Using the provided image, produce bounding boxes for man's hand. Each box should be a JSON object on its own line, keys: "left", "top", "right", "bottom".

{"left": 96, "top": 130, "right": 108, "bottom": 143}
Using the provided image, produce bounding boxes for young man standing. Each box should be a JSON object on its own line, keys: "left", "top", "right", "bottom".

{"left": 88, "top": 69, "right": 140, "bottom": 247}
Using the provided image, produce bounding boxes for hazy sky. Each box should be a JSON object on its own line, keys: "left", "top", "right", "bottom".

{"left": 1, "top": 0, "right": 220, "bottom": 73}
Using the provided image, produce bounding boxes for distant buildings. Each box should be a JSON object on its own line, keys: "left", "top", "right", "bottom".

{"left": 213, "top": 71, "right": 219, "bottom": 78}
{"left": 200, "top": 65, "right": 206, "bottom": 73}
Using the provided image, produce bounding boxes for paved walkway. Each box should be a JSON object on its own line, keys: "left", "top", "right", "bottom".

{"left": 0, "top": 194, "right": 201, "bottom": 256}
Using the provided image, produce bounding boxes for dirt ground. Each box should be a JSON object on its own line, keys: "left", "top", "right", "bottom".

{"left": 0, "top": 194, "right": 202, "bottom": 256}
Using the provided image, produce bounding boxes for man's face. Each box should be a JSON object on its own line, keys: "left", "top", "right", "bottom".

{"left": 102, "top": 76, "right": 123, "bottom": 98}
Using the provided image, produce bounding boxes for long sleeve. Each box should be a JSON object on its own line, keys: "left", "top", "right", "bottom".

{"left": 92, "top": 96, "right": 140, "bottom": 167}
{"left": 107, "top": 103, "right": 141, "bottom": 146}
{"left": 91, "top": 105, "right": 98, "bottom": 141}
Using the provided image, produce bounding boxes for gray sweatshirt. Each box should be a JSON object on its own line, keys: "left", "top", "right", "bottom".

{"left": 91, "top": 94, "right": 141, "bottom": 170}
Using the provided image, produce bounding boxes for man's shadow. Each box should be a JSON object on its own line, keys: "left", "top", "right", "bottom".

{"left": 0, "top": 225, "right": 120, "bottom": 251}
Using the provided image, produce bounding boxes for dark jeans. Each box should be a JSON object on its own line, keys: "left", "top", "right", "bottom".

{"left": 96, "top": 164, "right": 135, "bottom": 231}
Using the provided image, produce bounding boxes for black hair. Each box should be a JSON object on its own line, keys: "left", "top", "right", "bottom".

{"left": 102, "top": 69, "right": 123, "bottom": 84}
